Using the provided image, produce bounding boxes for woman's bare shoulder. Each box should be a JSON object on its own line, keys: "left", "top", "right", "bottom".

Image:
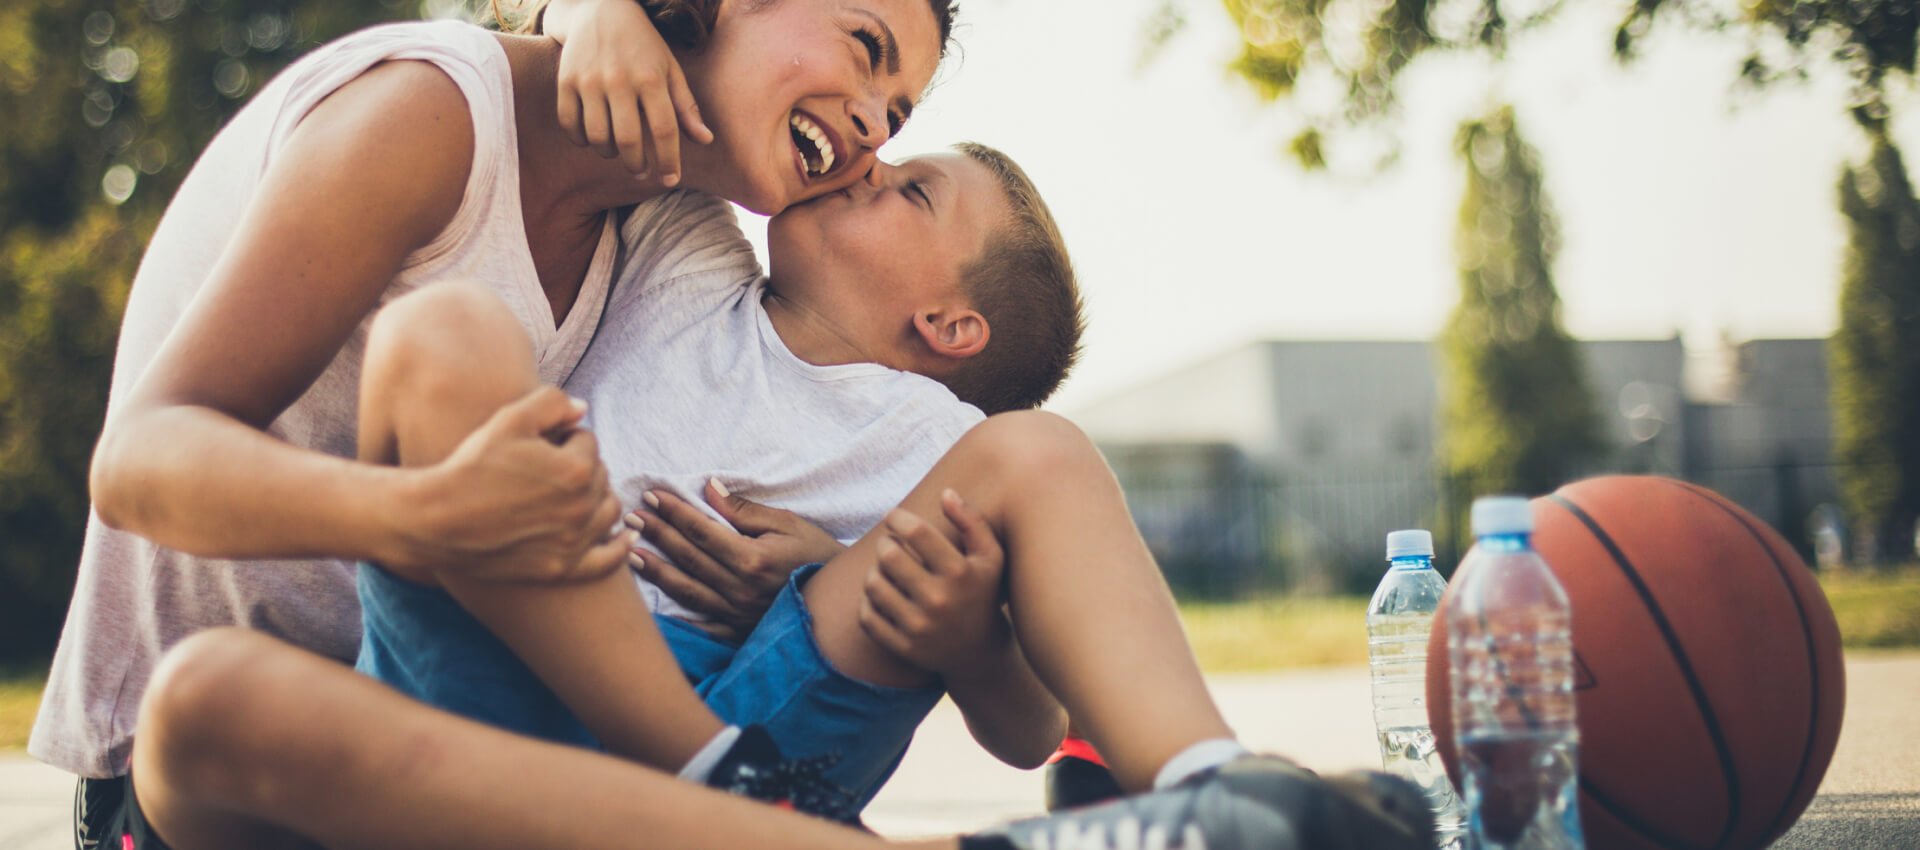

{"left": 286, "top": 58, "right": 479, "bottom": 244}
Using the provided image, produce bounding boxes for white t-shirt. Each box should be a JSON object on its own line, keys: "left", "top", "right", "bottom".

{"left": 32, "top": 21, "right": 619, "bottom": 778}
{"left": 566, "top": 191, "right": 986, "bottom": 621}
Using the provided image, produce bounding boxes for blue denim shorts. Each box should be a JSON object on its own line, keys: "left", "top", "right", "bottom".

{"left": 655, "top": 563, "right": 945, "bottom": 809}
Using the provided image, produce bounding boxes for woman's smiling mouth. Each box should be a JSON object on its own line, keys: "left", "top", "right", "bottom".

{"left": 789, "top": 110, "right": 841, "bottom": 179}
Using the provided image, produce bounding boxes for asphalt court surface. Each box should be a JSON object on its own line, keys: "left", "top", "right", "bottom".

{"left": 3, "top": 654, "right": 1915, "bottom": 848}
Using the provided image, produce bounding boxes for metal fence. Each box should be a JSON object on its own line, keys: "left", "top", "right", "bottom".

{"left": 1111, "top": 458, "right": 1862, "bottom": 599}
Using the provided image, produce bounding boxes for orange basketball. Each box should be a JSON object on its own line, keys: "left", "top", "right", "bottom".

{"left": 1425, "top": 476, "right": 1846, "bottom": 850}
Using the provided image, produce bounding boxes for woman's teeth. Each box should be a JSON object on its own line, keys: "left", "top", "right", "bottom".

{"left": 790, "top": 113, "right": 836, "bottom": 176}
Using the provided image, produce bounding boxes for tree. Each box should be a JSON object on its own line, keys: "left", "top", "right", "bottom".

{"left": 1180, "top": 0, "right": 1916, "bottom": 167}
{"left": 1197, "top": 0, "right": 1564, "bottom": 170}
{"left": 1831, "top": 127, "right": 1920, "bottom": 563}
{"left": 0, "top": 0, "right": 408, "bottom": 662}
{"left": 1437, "top": 105, "right": 1603, "bottom": 544}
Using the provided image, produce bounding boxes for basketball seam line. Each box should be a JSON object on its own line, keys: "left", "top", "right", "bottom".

{"left": 1666, "top": 479, "right": 1824, "bottom": 847}
{"left": 1547, "top": 493, "right": 1740, "bottom": 850}
{"left": 1580, "top": 777, "right": 1681, "bottom": 850}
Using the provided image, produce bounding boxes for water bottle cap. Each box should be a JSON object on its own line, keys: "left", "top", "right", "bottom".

{"left": 1471, "top": 495, "right": 1534, "bottom": 536}
{"left": 1385, "top": 529, "right": 1434, "bottom": 559}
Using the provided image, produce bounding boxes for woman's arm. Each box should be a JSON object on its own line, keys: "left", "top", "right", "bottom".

{"left": 92, "top": 60, "right": 617, "bottom": 580}
{"left": 624, "top": 481, "right": 848, "bottom": 641}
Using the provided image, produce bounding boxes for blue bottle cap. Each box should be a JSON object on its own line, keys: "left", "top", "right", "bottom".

{"left": 1385, "top": 529, "right": 1434, "bottom": 559}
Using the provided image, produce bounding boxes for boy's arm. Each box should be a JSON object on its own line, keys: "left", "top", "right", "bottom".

{"left": 938, "top": 614, "right": 1068, "bottom": 769}
{"left": 542, "top": 0, "right": 712, "bottom": 182}
{"left": 861, "top": 494, "right": 1068, "bottom": 769}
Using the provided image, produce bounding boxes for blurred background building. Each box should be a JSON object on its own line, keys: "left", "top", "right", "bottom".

{"left": 1071, "top": 334, "right": 1840, "bottom": 595}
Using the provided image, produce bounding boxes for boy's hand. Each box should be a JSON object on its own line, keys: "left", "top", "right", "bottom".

{"left": 859, "top": 490, "right": 1010, "bottom": 676}
{"left": 548, "top": 0, "right": 713, "bottom": 184}
{"left": 625, "top": 479, "right": 844, "bottom": 641}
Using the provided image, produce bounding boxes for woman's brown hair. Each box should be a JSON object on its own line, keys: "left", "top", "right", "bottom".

{"left": 490, "top": 0, "right": 957, "bottom": 54}
{"left": 490, "top": 0, "right": 723, "bottom": 49}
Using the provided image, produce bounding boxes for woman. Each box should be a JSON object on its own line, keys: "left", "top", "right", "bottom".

{"left": 32, "top": 0, "right": 954, "bottom": 844}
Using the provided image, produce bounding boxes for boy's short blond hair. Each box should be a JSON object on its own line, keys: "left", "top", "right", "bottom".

{"left": 941, "top": 142, "right": 1084, "bottom": 415}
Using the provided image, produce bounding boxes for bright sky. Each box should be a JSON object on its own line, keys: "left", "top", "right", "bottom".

{"left": 736, "top": 0, "right": 1918, "bottom": 412}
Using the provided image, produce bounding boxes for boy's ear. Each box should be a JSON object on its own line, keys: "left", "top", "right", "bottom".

{"left": 913, "top": 307, "right": 989, "bottom": 360}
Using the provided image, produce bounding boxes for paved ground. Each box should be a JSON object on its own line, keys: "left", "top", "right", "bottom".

{"left": 3, "top": 654, "right": 1915, "bottom": 848}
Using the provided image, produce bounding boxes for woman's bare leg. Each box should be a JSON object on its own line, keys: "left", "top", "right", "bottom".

{"left": 131, "top": 628, "right": 955, "bottom": 850}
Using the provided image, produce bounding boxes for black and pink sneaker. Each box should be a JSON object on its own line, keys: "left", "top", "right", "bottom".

{"left": 705, "top": 725, "right": 861, "bottom": 825}
{"left": 1044, "top": 736, "right": 1123, "bottom": 812}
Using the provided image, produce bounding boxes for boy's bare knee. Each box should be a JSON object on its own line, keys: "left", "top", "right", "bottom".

{"left": 364, "top": 282, "right": 536, "bottom": 411}
{"left": 962, "top": 410, "right": 1099, "bottom": 480}
{"left": 367, "top": 283, "right": 530, "bottom": 377}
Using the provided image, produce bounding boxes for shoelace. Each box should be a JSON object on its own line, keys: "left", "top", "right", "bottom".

{"left": 1028, "top": 817, "right": 1209, "bottom": 850}
{"left": 725, "top": 751, "right": 861, "bottom": 824}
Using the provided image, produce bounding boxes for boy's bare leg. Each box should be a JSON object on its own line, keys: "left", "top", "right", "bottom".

{"left": 356, "top": 283, "right": 720, "bottom": 767}
{"left": 802, "top": 411, "right": 1234, "bottom": 792}
{"left": 131, "top": 628, "right": 954, "bottom": 850}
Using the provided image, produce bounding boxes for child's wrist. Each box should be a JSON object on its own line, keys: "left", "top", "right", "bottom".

{"left": 938, "top": 617, "right": 1014, "bottom": 684}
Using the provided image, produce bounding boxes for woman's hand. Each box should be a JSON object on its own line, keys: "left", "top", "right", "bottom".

{"left": 393, "top": 387, "right": 633, "bottom": 585}
{"left": 857, "top": 490, "right": 1011, "bottom": 677}
{"left": 545, "top": 0, "right": 713, "bottom": 184}
{"left": 625, "top": 479, "right": 845, "bottom": 641}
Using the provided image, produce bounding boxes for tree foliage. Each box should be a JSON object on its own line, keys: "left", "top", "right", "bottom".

{"left": 0, "top": 0, "right": 408, "bottom": 661}
{"left": 1437, "top": 105, "right": 1603, "bottom": 541}
{"left": 1205, "top": 0, "right": 1565, "bottom": 169}
{"left": 1188, "top": 0, "right": 1918, "bottom": 168}
{"left": 1831, "top": 128, "right": 1920, "bottom": 562}
{"left": 1616, "top": 0, "right": 1918, "bottom": 125}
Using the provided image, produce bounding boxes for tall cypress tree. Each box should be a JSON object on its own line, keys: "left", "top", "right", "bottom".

{"left": 1831, "top": 127, "right": 1920, "bottom": 563}
{"left": 1437, "top": 105, "right": 1603, "bottom": 543}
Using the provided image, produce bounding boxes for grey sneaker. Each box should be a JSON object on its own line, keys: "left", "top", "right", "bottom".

{"left": 978, "top": 756, "right": 1433, "bottom": 850}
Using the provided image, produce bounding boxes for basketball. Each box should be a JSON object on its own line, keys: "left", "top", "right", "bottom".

{"left": 1424, "top": 475, "right": 1846, "bottom": 849}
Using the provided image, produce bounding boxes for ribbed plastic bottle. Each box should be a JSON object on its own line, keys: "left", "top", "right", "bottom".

{"left": 1445, "top": 496, "right": 1584, "bottom": 849}
{"left": 1367, "top": 529, "right": 1468, "bottom": 848}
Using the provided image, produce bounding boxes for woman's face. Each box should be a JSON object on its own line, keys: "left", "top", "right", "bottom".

{"left": 681, "top": 0, "right": 943, "bottom": 215}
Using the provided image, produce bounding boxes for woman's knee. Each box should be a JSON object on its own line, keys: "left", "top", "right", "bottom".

{"left": 136, "top": 628, "right": 286, "bottom": 794}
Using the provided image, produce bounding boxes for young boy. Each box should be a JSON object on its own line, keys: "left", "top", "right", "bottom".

{"left": 349, "top": 142, "right": 1388, "bottom": 832}
{"left": 357, "top": 143, "right": 1083, "bottom": 812}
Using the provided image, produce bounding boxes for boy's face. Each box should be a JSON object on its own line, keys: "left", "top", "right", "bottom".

{"left": 765, "top": 152, "right": 1006, "bottom": 351}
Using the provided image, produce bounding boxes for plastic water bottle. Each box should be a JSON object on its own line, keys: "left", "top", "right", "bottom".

{"left": 1367, "top": 529, "right": 1468, "bottom": 848}
{"left": 1445, "top": 497, "right": 1584, "bottom": 849}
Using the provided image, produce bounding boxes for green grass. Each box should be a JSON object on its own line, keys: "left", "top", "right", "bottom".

{"left": 1820, "top": 566, "right": 1920, "bottom": 649}
{"left": 1181, "top": 564, "right": 1920, "bottom": 673}
{"left": 0, "top": 666, "right": 46, "bottom": 752}
{"left": 1179, "top": 595, "right": 1372, "bottom": 672}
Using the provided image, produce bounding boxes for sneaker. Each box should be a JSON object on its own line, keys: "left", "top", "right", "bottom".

{"left": 976, "top": 755, "right": 1433, "bottom": 850}
{"left": 705, "top": 725, "right": 860, "bottom": 825}
{"left": 1043, "top": 737, "right": 1122, "bottom": 812}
